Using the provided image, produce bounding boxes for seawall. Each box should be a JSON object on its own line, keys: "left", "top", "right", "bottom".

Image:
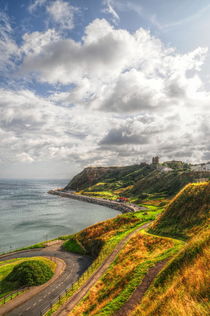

{"left": 48, "top": 190, "right": 139, "bottom": 213}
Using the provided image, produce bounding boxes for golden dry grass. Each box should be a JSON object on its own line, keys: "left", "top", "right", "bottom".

{"left": 150, "top": 182, "right": 210, "bottom": 239}
{"left": 68, "top": 232, "right": 176, "bottom": 316}
{"left": 131, "top": 230, "right": 210, "bottom": 316}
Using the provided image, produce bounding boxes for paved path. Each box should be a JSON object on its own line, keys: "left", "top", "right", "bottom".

{"left": 115, "top": 258, "right": 170, "bottom": 316}
{"left": 0, "top": 243, "right": 92, "bottom": 316}
{"left": 54, "top": 222, "right": 151, "bottom": 316}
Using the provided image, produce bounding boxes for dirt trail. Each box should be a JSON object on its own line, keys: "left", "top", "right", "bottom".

{"left": 115, "top": 259, "right": 170, "bottom": 316}
{"left": 54, "top": 222, "right": 151, "bottom": 316}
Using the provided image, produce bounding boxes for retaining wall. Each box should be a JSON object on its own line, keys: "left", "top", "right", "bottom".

{"left": 48, "top": 190, "right": 136, "bottom": 213}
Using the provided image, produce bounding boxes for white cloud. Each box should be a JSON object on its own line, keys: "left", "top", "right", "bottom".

{"left": 0, "top": 88, "right": 112, "bottom": 165}
{"left": 28, "top": 0, "right": 48, "bottom": 13}
{"left": 46, "top": 0, "right": 76, "bottom": 30}
{"left": 0, "top": 12, "right": 19, "bottom": 74}
{"left": 1, "top": 17, "right": 210, "bottom": 172}
{"left": 21, "top": 29, "right": 60, "bottom": 55}
{"left": 17, "top": 152, "right": 34, "bottom": 162}
{"left": 103, "top": 0, "right": 120, "bottom": 24}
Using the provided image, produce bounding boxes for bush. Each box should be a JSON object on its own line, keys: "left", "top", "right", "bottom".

{"left": 63, "top": 238, "right": 86, "bottom": 254}
{"left": 5, "top": 260, "right": 53, "bottom": 287}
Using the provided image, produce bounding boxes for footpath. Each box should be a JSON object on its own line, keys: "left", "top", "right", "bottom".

{"left": 53, "top": 222, "right": 151, "bottom": 316}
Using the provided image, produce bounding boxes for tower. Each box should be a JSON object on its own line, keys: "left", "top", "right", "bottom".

{"left": 152, "top": 156, "right": 159, "bottom": 165}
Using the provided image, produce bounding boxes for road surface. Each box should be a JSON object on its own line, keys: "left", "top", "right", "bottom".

{"left": 0, "top": 243, "right": 92, "bottom": 316}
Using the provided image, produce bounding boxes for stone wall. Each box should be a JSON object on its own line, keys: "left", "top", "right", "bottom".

{"left": 48, "top": 190, "right": 137, "bottom": 213}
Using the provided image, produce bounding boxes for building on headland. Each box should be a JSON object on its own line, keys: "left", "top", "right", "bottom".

{"left": 152, "top": 156, "right": 159, "bottom": 165}
{"left": 191, "top": 162, "right": 210, "bottom": 172}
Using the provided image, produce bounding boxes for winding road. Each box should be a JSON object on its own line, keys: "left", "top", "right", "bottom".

{"left": 0, "top": 243, "right": 92, "bottom": 316}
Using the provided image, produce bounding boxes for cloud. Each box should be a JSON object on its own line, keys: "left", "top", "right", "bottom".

{"left": 100, "top": 127, "right": 149, "bottom": 145}
{"left": 20, "top": 19, "right": 208, "bottom": 115}
{"left": 17, "top": 152, "right": 34, "bottom": 162}
{"left": 0, "top": 11, "right": 19, "bottom": 74}
{"left": 0, "top": 15, "right": 210, "bottom": 172}
{"left": 28, "top": 0, "right": 48, "bottom": 13}
{"left": 0, "top": 88, "right": 112, "bottom": 165}
{"left": 103, "top": 0, "right": 120, "bottom": 25}
{"left": 46, "top": 0, "right": 77, "bottom": 30}
{"left": 21, "top": 29, "right": 60, "bottom": 55}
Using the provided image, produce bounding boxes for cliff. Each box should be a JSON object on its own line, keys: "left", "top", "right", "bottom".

{"left": 64, "top": 164, "right": 144, "bottom": 191}
{"left": 64, "top": 163, "right": 210, "bottom": 199}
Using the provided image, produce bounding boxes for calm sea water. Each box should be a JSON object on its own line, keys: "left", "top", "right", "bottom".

{"left": 0, "top": 179, "right": 119, "bottom": 253}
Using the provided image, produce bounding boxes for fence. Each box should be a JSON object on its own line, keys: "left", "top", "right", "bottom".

{"left": 0, "top": 287, "right": 28, "bottom": 306}
{"left": 40, "top": 246, "right": 113, "bottom": 316}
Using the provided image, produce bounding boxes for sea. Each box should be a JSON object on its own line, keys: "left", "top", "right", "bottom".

{"left": 0, "top": 179, "right": 120, "bottom": 254}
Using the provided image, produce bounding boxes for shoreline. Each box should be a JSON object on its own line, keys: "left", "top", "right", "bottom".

{"left": 48, "top": 190, "right": 142, "bottom": 213}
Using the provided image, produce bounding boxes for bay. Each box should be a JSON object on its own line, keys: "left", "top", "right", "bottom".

{"left": 0, "top": 179, "right": 120, "bottom": 253}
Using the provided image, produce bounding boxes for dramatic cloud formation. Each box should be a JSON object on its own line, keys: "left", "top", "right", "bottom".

{"left": 21, "top": 19, "right": 208, "bottom": 115}
{"left": 0, "top": 1, "right": 210, "bottom": 178}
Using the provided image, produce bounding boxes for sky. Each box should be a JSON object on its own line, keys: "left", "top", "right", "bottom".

{"left": 0, "top": 0, "right": 210, "bottom": 179}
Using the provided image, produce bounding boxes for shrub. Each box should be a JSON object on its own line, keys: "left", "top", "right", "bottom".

{"left": 5, "top": 260, "right": 53, "bottom": 287}
{"left": 63, "top": 238, "right": 86, "bottom": 254}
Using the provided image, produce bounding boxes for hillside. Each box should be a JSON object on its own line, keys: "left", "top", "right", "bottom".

{"left": 65, "top": 162, "right": 210, "bottom": 200}
{"left": 132, "top": 229, "right": 210, "bottom": 316}
{"left": 62, "top": 207, "right": 162, "bottom": 257}
{"left": 130, "top": 170, "right": 210, "bottom": 197}
{"left": 64, "top": 164, "right": 151, "bottom": 191}
{"left": 150, "top": 182, "right": 210, "bottom": 239}
{"left": 58, "top": 182, "right": 209, "bottom": 316}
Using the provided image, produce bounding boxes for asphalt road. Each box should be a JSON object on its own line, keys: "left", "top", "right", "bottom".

{"left": 0, "top": 246, "right": 92, "bottom": 316}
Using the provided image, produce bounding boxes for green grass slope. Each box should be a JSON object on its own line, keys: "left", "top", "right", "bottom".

{"left": 130, "top": 170, "right": 210, "bottom": 197}
{"left": 65, "top": 165, "right": 144, "bottom": 191}
{"left": 150, "top": 182, "right": 210, "bottom": 239}
{"left": 65, "top": 163, "right": 210, "bottom": 201}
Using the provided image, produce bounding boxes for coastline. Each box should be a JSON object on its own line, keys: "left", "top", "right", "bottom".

{"left": 48, "top": 190, "right": 142, "bottom": 213}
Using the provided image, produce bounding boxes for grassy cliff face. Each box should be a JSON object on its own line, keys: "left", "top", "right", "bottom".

{"left": 132, "top": 230, "right": 210, "bottom": 316}
{"left": 64, "top": 165, "right": 143, "bottom": 191}
{"left": 150, "top": 182, "right": 210, "bottom": 239}
{"left": 68, "top": 232, "right": 181, "bottom": 316}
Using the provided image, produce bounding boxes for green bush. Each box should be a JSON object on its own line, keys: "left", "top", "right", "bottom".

{"left": 5, "top": 260, "right": 53, "bottom": 287}
{"left": 63, "top": 238, "right": 86, "bottom": 254}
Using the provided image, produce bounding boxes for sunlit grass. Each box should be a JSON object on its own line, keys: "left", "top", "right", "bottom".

{"left": 68, "top": 231, "right": 182, "bottom": 316}
{"left": 131, "top": 229, "right": 210, "bottom": 316}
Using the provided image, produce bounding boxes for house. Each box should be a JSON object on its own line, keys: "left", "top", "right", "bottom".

{"left": 191, "top": 162, "right": 210, "bottom": 172}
